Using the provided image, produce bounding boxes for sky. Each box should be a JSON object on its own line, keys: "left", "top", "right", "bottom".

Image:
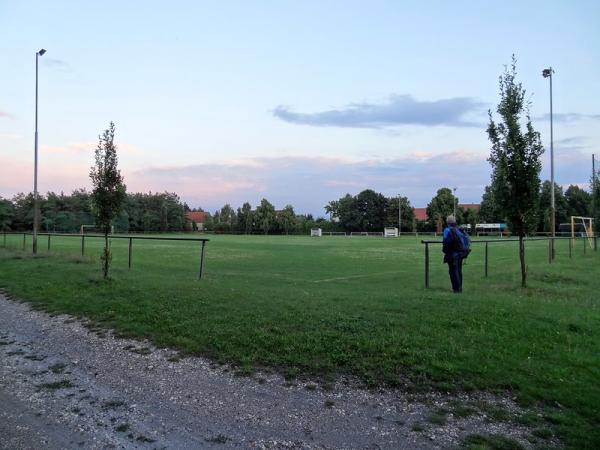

{"left": 1, "top": 1, "right": 599, "bottom": 216}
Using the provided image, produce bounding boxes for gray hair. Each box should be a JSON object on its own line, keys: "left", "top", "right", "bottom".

{"left": 446, "top": 215, "right": 457, "bottom": 225}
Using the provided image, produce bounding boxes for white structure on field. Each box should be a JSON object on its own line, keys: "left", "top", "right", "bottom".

{"left": 310, "top": 228, "right": 322, "bottom": 237}
{"left": 384, "top": 227, "right": 398, "bottom": 238}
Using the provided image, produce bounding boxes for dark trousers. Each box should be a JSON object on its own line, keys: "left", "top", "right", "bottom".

{"left": 447, "top": 256, "right": 463, "bottom": 292}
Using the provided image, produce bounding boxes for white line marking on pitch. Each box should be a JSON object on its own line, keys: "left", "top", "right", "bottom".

{"left": 312, "top": 271, "right": 402, "bottom": 283}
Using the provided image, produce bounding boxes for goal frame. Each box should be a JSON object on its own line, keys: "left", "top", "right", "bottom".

{"left": 570, "top": 216, "right": 594, "bottom": 248}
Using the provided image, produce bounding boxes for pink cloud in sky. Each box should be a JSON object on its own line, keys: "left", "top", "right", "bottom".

{"left": 1, "top": 150, "right": 594, "bottom": 216}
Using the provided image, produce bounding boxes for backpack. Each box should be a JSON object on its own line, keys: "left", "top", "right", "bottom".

{"left": 455, "top": 228, "right": 471, "bottom": 258}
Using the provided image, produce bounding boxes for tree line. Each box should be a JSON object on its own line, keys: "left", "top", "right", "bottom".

{"left": 204, "top": 199, "right": 331, "bottom": 235}
{"left": 0, "top": 190, "right": 188, "bottom": 233}
{"left": 2, "top": 179, "right": 598, "bottom": 235}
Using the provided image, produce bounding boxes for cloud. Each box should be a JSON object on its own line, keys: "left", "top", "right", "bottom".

{"left": 535, "top": 112, "right": 600, "bottom": 123}
{"left": 273, "top": 94, "right": 485, "bottom": 129}
{"left": 2, "top": 152, "right": 594, "bottom": 217}
{"left": 42, "top": 58, "right": 71, "bottom": 72}
{"left": 127, "top": 153, "right": 492, "bottom": 214}
{"left": 0, "top": 111, "right": 14, "bottom": 119}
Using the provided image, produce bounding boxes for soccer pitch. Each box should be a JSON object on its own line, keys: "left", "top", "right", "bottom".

{"left": 1, "top": 233, "right": 599, "bottom": 447}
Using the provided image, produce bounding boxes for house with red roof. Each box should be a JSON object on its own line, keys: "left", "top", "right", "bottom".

{"left": 185, "top": 211, "right": 209, "bottom": 231}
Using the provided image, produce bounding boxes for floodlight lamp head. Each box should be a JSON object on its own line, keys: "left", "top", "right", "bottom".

{"left": 542, "top": 68, "right": 552, "bottom": 78}
{"left": 38, "top": 49, "right": 46, "bottom": 56}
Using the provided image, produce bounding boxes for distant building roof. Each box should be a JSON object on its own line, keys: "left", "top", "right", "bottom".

{"left": 459, "top": 203, "right": 480, "bottom": 211}
{"left": 185, "top": 211, "right": 208, "bottom": 223}
{"left": 413, "top": 204, "right": 481, "bottom": 222}
{"left": 414, "top": 208, "right": 428, "bottom": 221}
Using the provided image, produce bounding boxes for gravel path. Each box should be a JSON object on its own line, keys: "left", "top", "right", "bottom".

{"left": 0, "top": 293, "right": 536, "bottom": 449}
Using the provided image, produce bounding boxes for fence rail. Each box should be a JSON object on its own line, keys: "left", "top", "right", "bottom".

{"left": 421, "top": 236, "right": 598, "bottom": 288}
{"left": 1, "top": 232, "right": 210, "bottom": 280}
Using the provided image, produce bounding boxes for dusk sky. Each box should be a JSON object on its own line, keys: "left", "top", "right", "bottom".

{"left": 2, "top": 1, "right": 599, "bottom": 216}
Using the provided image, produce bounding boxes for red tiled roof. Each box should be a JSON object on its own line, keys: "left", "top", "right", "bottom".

{"left": 414, "top": 208, "right": 428, "bottom": 221}
{"left": 459, "top": 203, "right": 480, "bottom": 211}
{"left": 185, "top": 211, "right": 208, "bottom": 223}
{"left": 413, "top": 204, "right": 481, "bottom": 222}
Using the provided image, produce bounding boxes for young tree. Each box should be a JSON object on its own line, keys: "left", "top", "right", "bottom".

{"left": 487, "top": 58, "right": 544, "bottom": 287}
{"left": 89, "top": 122, "right": 127, "bottom": 279}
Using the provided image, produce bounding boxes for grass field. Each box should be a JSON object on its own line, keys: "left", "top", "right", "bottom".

{"left": 1, "top": 233, "right": 599, "bottom": 448}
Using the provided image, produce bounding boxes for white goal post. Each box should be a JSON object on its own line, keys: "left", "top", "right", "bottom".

{"left": 384, "top": 227, "right": 398, "bottom": 238}
{"left": 310, "top": 228, "right": 322, "bottom": 237}
{"left": 571, "top": 216, "right": 594, "bottom": 248}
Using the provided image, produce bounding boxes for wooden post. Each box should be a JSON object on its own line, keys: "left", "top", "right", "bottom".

{"left": 128, "top": 237, "right": 132, "bottom": 270}
{"left": 198, "top": 240, "right": 207, "bottom": 280}
{"left": 485, "top": 241, "right": 489, "bottom": 277}
{"left": 569, "top": 237, "right": 572, "bottom": 258}
{"left": 424, "top": 242, "right": 430, "bottom": 288}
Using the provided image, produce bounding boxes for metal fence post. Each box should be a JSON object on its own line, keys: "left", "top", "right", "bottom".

{"left": 128, "top": 237, "right": 132, "bottom": 270}
{"left": 198, "top": 240, "right": 206, "bottom": 280}
{"left": 424, "top": 242, "right": 430, "bottom": 288}
{"left": 485, "top": 241, "right": 489, "bottom": 277}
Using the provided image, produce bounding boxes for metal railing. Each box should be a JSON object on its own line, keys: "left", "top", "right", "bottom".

{"left": 1, "top": 232, "right": 209, "bottom": 280}
{"left": 421, "top": 236, "right": 598, "bottom": 288}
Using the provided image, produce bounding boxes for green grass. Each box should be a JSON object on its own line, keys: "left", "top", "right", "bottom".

{"left": 1, "top": 233, "right": 599, "bottom": 448}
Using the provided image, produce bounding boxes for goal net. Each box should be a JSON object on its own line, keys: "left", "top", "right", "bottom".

{"left": 310, "top": 228, "right": 322, "bottom": 237}
{"left": 80, "top": 224, "right": 114, "bottom": 235}
{"left": 571, "top": 217, "right": 594, "bottom": 248}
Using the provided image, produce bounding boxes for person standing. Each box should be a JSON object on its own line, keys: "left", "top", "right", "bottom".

{"left": 442, "top": 215, "right": 465, "bottom": 293}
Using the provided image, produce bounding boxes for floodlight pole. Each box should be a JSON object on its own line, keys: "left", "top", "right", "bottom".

{"left": 33, "top": 48, "right": 46, "bottom": 255}
{"left": 543, "top": 67, "right": 555, "bottom": 260}
{"left": 398, "top": 194, "right": 401, "bottom": 235}
{"left": 453, "top": 187, "right": 457, "bottom": 217}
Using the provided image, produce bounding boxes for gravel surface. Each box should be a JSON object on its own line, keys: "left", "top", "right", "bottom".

{"left": 0, "top": 292, "right": 540, "bottom": 449}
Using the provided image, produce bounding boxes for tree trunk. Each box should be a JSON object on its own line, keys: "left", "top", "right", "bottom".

{"left": 519, "top": 235, "right": 526, "bottom": 287}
